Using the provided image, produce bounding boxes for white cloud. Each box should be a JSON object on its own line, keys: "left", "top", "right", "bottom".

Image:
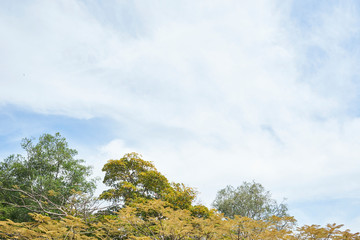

{"left": 1, "top": 0, "right": 360, "bottom": 231}
{"left": 99, "top": 139, "right": 136, "bottom": 160}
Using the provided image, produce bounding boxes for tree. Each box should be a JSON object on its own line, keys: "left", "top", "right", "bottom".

{"left": 212, "top": 181, "right": 288, "bottom": 220}
{"left": 1, "top": 207, "right": 359, "bottom": 239}
{"left": 114, "top": 199, "right": 194, "bottom": 240}
{"left": 0, "top": 213, "right": 97, "bottom": 239}
{"left": 0, "top": 133, "right": 96, "bottom": 221}
{"left": 100, "top": 152, "right": 196, "bottom": 210}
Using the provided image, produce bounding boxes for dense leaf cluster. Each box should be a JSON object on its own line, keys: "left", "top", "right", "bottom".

{"left": 1, "top": 200, "right": 359, "bottom": 239}
{"left": 0, "top": 133, "right": 359, "bottom": 239}
{"left": 213, "top": 182, "right": 288, "bottom": 220}
{"left": 0, "top": 133, "right": 95, "bottom": 221}
{"left": 99, "top": 153, "right": 196, "bottom": 210}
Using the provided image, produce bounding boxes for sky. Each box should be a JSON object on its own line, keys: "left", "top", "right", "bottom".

{"left": 1, "top": 0, "right": 360, "bottom": 232}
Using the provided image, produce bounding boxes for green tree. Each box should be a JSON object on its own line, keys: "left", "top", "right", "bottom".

{"left": 0, "top": 133, "right": 96, "bottom": 221}
{"left": 100, "top": 152, "right": 196, "bottom": 210}
{"left": 212, "top": 181, "right": 288, "bottom": 220}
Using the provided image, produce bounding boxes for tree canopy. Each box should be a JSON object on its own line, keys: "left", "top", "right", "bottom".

{"left": 100, "top": 152, "right": 197, "bottom": 210}
{"left": 0, "top": 133, "right": 96, "bottom": 221}
{"left": 212, "top": 181, "right": 288, "bottom": 220}
{"left": 1, "top": 199, "right": 359, "bottom": 239}
{"left": 0, "top": 133, "right": 359, "bottom": 239}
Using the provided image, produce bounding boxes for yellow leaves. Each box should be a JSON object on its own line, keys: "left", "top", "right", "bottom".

{"left": 221, "top": 215, "right": 300, "bottom": 240}
{"left": 70, "top": 188, "right": 82, "bottom": 195}
{"left": 0, "top": 214, "right": 98, "bottom": 240}
{"left": 191, "top": 212, "right": 225, "bottom": 239}
{"left": 162, "top": 182, "right": 197, "bottom": 210}
{"left": 29, "top": 213, "right": 52, "bottom": 223}
{"left": 297, "top": 223, "right": 360, "bottom": 240}
{"left": 1, "top": 205, "right": 359, "bottom": 240}
{"left": 190, "top": 204, "right": 212, "bottom": 218}
{"left": 114, "top": 199, "right": 299, "bottom": 240}
{"left": 101, "top": 153, "right": 197, "bottom": 210}
{"left": 122, "top": 181, "right": 137, "bottom": 190}
{"left": 117, "top": 199, "right": 194, "bottom": 239}
{"left": 48, "top": 189, "right": 59, "bottom": 196}
{"left": 102, "top": 153, "right": 155, "bottom": 177}
{"left": 2, "top": 152, "right": 359, "bottom": 239}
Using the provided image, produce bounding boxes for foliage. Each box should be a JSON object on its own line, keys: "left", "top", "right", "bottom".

{"left": 1, "top": 200, "right": 359, "bottom": 239}
{"left": 213, "top": 181, "right": 288, "bottom": 220}
{"left": 190, "top": 204, "right": 212, "bottom": 219}
{"left": 222, "top": 215, "right": 297, "bottom": 240}
{"left": 0, "top": 142, "right": 359, "bottom": 239}
{"left": 115, "top": 199, "right": 194, "bottom": 239}
{"left": 100, "top": 153, "right": 169, "bottom": 204}
{"left": 100, "top": 152, "right": 196, "bottom": 210}
{"left": 296, "top": 223, "right": 360, "bottom": 240}
{"left": 0, "top": 213, "right": 96, "bottom": 239}
{"left": 0, "top": 133, "right": 96, "bottom": 221}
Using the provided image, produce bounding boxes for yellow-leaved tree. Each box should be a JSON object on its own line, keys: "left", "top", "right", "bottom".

{"left": 1, "top": 151, "right": 360, "bottom": 239}
{"left": 99, "top": 152, "right": 198, "bottom": 211}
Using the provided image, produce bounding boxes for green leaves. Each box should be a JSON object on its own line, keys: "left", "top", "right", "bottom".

{"left": 1, "top": 143, "right": 359, "bottom": 239}
{"left": 213, "top": 181, "right": 288, "bottom": 220}
{"left": 100, "top": 153, "right": 169, "bottom": 204}
{"left": 1, "top": 207, "right": 359, "bottom": 240}
{"left": 0, "top": 133, "right": 96, "bottom": 221}
{"left": 100, "top": 153, "right": 197, "bottom": 211}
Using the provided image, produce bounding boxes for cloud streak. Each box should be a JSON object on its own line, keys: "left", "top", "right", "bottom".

{"left": 1, "top": 0, "right": 360, "bottom": 231}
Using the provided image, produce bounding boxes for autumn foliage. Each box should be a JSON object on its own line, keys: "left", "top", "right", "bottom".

{"left": 0, "top": 135, "right": 359, "bottom": 239}
{"left": 0, "top": 199, "right": 359, "bottom": 239}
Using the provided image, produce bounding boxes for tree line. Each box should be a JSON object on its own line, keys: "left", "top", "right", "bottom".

{"left": 0, "top": 133, "right": 359, "bottom": 239}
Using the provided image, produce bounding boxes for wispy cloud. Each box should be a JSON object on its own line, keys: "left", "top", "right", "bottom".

{"left": 1, "top": 0, "right": 360, "bottom": 231}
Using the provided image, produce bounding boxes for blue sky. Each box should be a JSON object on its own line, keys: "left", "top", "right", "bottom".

{"left": 1, "top": 0, "right": 360, "bottom": 231}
